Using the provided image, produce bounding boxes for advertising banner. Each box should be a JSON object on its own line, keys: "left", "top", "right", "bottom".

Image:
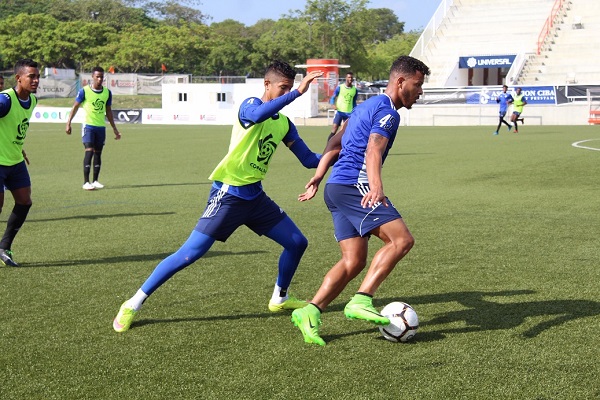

{"left": 80, "top": 73, "right": 137, "bottom": 95}
{"left": 111, "top": 109, "right": 142, "bottom": 124}
{"left": 31, "top": 106, "right": 84, "bottom": 124}
{"left": 137, "top": 75, "right": 163, "bottom": 95}
{"left": 418, "top": 89, "right": 468, "bottom": 105}
{"left": 466, "top": 86, "right": 557, "bottom": 105}
{"left": 36, "top": 79, "right": 79, "bottom": 99}
{"left": 459, "top": 55, "right": 516, "bottom": 69}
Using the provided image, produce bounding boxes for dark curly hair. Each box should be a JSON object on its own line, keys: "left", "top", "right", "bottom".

{"left": 265, "top": 60, "right": 296, "bottom": 80}
{"left": 390, "top": 56, "right": 430, "bottom": 77}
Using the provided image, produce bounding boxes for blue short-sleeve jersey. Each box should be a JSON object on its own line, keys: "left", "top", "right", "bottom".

{"left": 328, "top": 94, "right": 400, "bottom": 185}
{"left": 497, "top": 92, "right": 513, "bottom": 113}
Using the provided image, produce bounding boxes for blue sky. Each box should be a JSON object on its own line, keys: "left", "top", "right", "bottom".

{"left": 200, "top": 0, "right": 440, "bottom": 31}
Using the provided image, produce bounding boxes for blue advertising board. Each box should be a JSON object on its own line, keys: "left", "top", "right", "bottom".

{"left": 465, "top": 86, "right": 557, "bottom": 105}
{"left": 459, "top": 55, "right": 516, "bottom": 69}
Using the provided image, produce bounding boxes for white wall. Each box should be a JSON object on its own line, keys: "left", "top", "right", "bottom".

{"left": 158, "top": 80, "right": 319, "bottom": 125}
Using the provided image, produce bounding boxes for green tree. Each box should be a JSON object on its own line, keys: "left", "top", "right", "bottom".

{"left": 51, "top": 21, "right": 116, "bottom": 70}
{"left": 250, "top": 18, "right": 314, "bottom": 75}
{"left": 205, "top": 20, "right": 253, "bottom": 76}
{"left": 133, "top": 0, "right": 207, "bottom": 25}
{"left": 356, "top": 8, "right": 404, "bottom": 43}
{"left": 97, "top": 22, "right": 210, "bottom": 74}
{"left": 0, "top": 0, "right": 421, "bottom": 77}
{"left": 0, "top": 13, "right": 59, "bottom": 67}
{"left": 46, "top": 0, "right": 154, "bottom": 29}
{"left": 365, "top": 32, "right": 420, "bottom": 80}
{"left": 0, "top": 0, "right": 53, "bottom": 17}
{"left": 299, "top": 0, "right": 368, "bottom": 58}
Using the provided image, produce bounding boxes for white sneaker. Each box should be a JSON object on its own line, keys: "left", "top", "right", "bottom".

{"left": 92, "top": 181, "right": 104, "bottom": 189}
{"left": 82, "top": 182, "right": 95, "bottom": 190}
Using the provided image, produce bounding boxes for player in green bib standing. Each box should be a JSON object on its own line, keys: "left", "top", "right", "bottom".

{"left": 0, "top": 59, "right": 39, "bottom": 267}
{"left": 328, "top": 72, "right": 357, "bottom": 141}
{"left": 65, "top": 66, "right": 121, "bottom": 190}
{"left": 113, "top": 61, "right": 324, "bottom": 332}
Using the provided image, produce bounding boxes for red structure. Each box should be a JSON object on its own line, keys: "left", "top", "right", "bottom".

{"left": 296, "top": 59, "right": 350, "bottom": 98}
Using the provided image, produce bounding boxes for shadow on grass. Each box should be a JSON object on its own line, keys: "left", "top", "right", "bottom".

{"left": 26, "top": 212, "right": 176, "bottom": 223}
{"left": 106, "top": 182, "right": 210, "bottom": 189}
{"left": 375, "top": 290, "right": 600, "bottom": 341}
{"left": 115, "top": 290, "right": 600, "bottom": 344}
{"left": 22, "top": 250, "right": 267, "bottom": 268}
{"left": 386, "top": 152, "right": 435, "bottom": 157}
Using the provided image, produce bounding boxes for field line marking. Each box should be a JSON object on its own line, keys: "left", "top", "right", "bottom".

{"left": 572, "top": 139, "right": 600, "bottom": 151}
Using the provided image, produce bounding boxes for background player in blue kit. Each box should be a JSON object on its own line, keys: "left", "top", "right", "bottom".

{"left": 493, "top": 84, "right": 513, "bottom": 135}
{"left": 292, "top": 55, "right": 430, "bottom": 346}
{"left": 65, "top": 66, "right": 121, "bottom": 190}
{"left": 113, "top": 61, "right": 324, "bottom": 333}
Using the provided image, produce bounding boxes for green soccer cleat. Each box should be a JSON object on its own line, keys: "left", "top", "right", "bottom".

{"left": 291, "top": 305, "right": 325, "bottom": 346}
{"left": 344, "top": 294, "right": 390, "bottom": 325}
{"left": 0, "top": 249, "right": 19, "bottom": 267}
{"left": 268, "top": 295, "right": 307, "bottom": 312}
{"left": 113, "top": 302, "right": 137, "bottom": 332}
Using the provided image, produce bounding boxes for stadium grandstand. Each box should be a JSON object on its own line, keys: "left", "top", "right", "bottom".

{"left": 405, "top": 0, "right": 600, "bottom": 126}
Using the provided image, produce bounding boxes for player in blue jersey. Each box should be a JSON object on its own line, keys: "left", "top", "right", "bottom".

{"left": 0, "top": 59, "right": 39, "bottom": 267}
{"left": 493, "top": 84, "right": 513, "bottom": 135}
{"left": 113, "top": 61, "right": 324, "bottom": 333}
{"left": 291, "top": 55, "right": 430, "bottom": 346}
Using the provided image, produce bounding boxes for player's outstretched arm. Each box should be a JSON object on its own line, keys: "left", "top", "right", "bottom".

{"left": 298, "top": 120, "right": 347, "bottom": 202}
{"left": 298, "top": 149, "right": 339, "bottom": 202}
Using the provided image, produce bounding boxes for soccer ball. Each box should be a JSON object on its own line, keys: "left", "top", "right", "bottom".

{"left": 379, "top": 302, "right": 419, "bottom": 342}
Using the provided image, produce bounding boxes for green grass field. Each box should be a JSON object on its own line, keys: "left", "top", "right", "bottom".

{"left": 1, "top": 123, "right": 599, "bottom": 399}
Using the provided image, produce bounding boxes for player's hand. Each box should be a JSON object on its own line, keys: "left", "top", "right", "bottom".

{"left": 298, "top": 176, "right": 321, "bottom": 202}
{"left": 114, "top": 130, "right": 122, "bottom": 140}
{"left": 361, "top": 187, "right": 388, "bottom": 208}
{"left": 297, "top": 71, "right": 324, "bottom": 94}
{"left": 22, "top": 150, "right": 30, "bottom": 165}
{"left": 65, "top": 123, "right": 71, "bottom": 135}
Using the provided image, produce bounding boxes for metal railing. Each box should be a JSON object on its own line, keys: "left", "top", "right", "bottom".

{"left": 536, "top": 0, "right": 566, "bottom": 55}
{"left": 409, "top": 0, "right": 456, "bottom": 61}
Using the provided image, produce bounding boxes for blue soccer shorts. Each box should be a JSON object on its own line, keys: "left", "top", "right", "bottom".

{"left": 333, "top": 111, "right": 351, "bottom": 125}
{"left": 324, "top": 183, "right": 402, "bottom": 241}
{"left": 81, "top": 125, "right": 106, "bottom": 149}
{"left": 194, "top": 186, "right": 287, "bottom": 242}
{"left": 0, "top": 161, "right": 31, "bottom": 193}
